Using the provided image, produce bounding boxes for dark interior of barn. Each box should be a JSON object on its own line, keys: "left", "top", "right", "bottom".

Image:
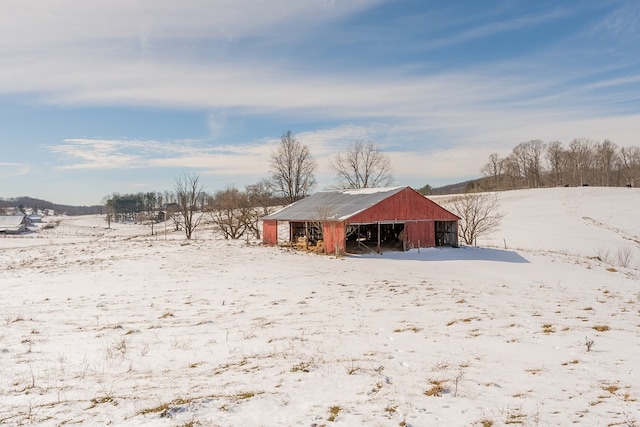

{"left": 289, "top": 220, "right": 458, "bottom": 253}
{"left": 345, "top": 223, "right": 405, "bottom": 253}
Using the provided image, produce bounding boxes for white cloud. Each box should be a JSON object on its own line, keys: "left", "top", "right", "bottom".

{"left": 388, "top": 147, "right": 488, "bottom": 186}
{"left": 0, "top": 162, "right": 32, "bottom": 177}
{"left": 422, "top": 7, "right": 573, "bottom": 50}
{"left": 206, "top": 113, "right": 226, "bottom": 139}
{"left": 594, "top": 1, "right": 640, "bottom": 36}
{"left": 0, "top": 1, "right": 381, "bottom": 53}
{"left": 47, "top": 137, "right": 278, "bottom": 177}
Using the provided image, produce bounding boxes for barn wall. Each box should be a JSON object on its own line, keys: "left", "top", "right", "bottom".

{"left": 349, "top": 187, "right": 458, "bottom": 223}
{"left": 405, "top": 221, "right": 435, "bottom": 248}
{"left": 323, "top": 221, "right": 346, "bottom": 254}
{"left": 262, "top": 220, "right": 278, "bottom": 245}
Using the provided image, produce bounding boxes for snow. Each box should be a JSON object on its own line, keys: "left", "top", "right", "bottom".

{"left": 341, "top": 186, "right": 403, "bottom": 195}
{"left": 1, "top": 187, "right": 639, "bottom": 426}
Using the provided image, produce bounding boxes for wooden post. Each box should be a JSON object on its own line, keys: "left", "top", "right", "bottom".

{"left": 289, "top": 222, "right": 294, "bottom": 245}
{"left": 377, "top": 222, "right": 381, "bottom": 254}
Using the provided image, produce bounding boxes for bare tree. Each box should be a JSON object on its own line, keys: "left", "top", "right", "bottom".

{"left": 508, "top": 142, "right": 528, "bottom": 187}
{"left": 477, "top": 138, "right": 639, "bottom": 190}
{"left": 165, "top": 203, "right": 181, "bottom": 232}
{"left": 330, "top": 140, "right": 393, "bottom": 189}
{"left": 481, "top": 153, "right": 504, "bottom": 190}
{"left": 101, "top": 195, "right": 114, "bottom": 229}
{"left": 244, "top": 180, "right": 277, "bottom": 239}
{"left": 525, "top": 140, "right": 545, "bottom": 188}
{"left": 448, "top": 193, "right": 504, "bottom": 246}
{"left": 506, "top": 140, "right": 545, "bottom": 188}
{"left": 174, "top": 174, "right": 205, "bottom": 240}
{"left": 207, "top": 187, "right": 247, "bottom": 240}
{"left": 619, "top": 146, "right": 640, "bottom": 187}
{"left": 136, "top": 212, "right": 158, "bottom": 236}
{"left": 270, "top": 131, "right": 316, "bottom": 203}
{"left": 568, "top": 138, "right": 594, "bottom": 186}
{"left": 501, "top": 154, "right": 523, "bottom": 190}
{"left": 595, "top": 140, "right": 618, "bottom": 186}
{"left": 545, "top": 141, "right": 565, "bottom": 186}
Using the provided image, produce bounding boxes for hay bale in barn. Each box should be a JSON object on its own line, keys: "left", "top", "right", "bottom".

{"left": 295, "top": 236, "right": 308, "bottom": 250}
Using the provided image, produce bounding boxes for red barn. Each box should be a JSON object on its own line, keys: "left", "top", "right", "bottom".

{"left": 262, "top": 186, "right": 459, "bottom": 254}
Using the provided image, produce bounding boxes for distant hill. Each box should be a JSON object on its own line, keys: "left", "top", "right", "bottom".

{"left": 0, "top": 196, "right": 102, "bottom": 216}
{"left": 429, "top": 177, "right": 487, "bottom": 195}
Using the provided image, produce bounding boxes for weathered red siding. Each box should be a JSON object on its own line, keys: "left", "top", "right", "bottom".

{"left": 349, "top": 187, "right": 458, "bottom": 223}
{"left": 262, "top": 220, "right": 278, "bottom": 245}
{"left": 405, "top": 221, "right": 435, "bottom": 248}
{"left": 323, "top": 221, "right": 346, "bottom": 255}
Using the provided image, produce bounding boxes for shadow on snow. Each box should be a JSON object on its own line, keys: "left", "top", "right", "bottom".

{"left": 354, "top": 246, "right": 529, "bottom": 264}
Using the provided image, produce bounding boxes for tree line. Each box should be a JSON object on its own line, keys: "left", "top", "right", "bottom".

{"left": 103, "top": 130, "right": 394, "bottom": 240}
{"left": 0, "top": 196, "right": 101, "bottom": 216}
{"left": 480, "top": 138, "right": 640, "bottom": 191}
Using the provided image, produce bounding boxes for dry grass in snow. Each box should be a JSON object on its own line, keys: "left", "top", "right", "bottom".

{"left": 1, "top": 187, "right": 639, "bottom": 426}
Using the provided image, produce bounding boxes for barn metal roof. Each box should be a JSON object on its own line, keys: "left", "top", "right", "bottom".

{"left": 0, "top": 215, "right": 26, "bottom": 232}
{"left": 262, "top": 186, "right": 407, "bottom": 222}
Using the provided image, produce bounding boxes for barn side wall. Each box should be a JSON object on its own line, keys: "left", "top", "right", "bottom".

{"left": 349, "top": 187, "right": 458, "bottom": 223}
{"left": 262, "top": 220, "right": 278, "bottom": 245}
{"left": 323, "top": 222, "right": 346, "bottom": 255}
{"left": 404, "top": 221, "right": 435, "bottom": 248}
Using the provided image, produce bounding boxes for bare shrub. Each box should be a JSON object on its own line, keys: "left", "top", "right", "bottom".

{"left": 616, "top": 246, "right": 633, "bottom": 268}
{"left": 595, "top": 247, "right": 611, "bottom": 264}
{"left": 106, "top": 338, "right": 128, "bottom": 360}
{"left": 453, "top": 370, "right": 465, "bottom": 397}
{"left": 344, "top": 359, "right": 361, "bottom": 375}
{"left": 585, "top": 337, "right": 595, "bottom": 352}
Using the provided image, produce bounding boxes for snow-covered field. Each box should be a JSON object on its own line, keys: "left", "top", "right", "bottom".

{"left": 1, "top": 187, "right": 639, "bottom": 426}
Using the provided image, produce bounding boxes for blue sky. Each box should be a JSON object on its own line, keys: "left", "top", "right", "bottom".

{"left": 1, "top": 0, "right": 639, "bottom": 205}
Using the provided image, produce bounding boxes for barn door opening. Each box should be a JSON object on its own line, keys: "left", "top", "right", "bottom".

{"left": 435, "top": 221, "right": 457, "bottom": 247}
{"left": 345, "top": 223, "right": 405, "bottom": 253}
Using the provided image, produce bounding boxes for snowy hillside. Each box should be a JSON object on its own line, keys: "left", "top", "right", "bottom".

{"left": 1, "top": 187, "right": 639, "bottom": 426}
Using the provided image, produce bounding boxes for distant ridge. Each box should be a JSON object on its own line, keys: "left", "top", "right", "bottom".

{"left": 0, "top": 196, "right": 101, "bottom": 216}
{"left": 429, "top": 177, "right": 487, "bottom": 195}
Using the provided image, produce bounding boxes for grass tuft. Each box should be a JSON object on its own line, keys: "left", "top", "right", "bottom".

{"left": 327, "top": 405, "right": 341, "bottom": 422}
{"left": 542, "top": 323, "right": 555, "bottom": 334}
{"left": 424, "top": 380, "right": 448, "bottom": 397}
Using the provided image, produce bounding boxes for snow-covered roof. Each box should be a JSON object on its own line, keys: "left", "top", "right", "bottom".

{"left": 0, "top": 215, "right": 26, "bottom": 232}
{"left": 263, "top": 186, "right": 406, "bottom": 222}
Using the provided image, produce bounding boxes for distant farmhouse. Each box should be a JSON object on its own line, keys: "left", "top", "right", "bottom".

{"left": 26, "top": 214, "right": 43, "bottom": 224}
{"left": 0, "top": 215, "right": 27, "bottom": 234}
{"left": 262, "top": 186, "right": 459, "bottom": 255}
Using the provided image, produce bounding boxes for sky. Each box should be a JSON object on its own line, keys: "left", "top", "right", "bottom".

{"left": 1, "top": 0, "right": 639, "bottom": 206}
